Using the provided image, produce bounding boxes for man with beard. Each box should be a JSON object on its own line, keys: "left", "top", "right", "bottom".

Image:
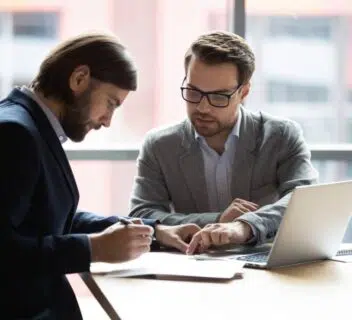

{"left": 0, "top": 33, "right": 200, "bottom": 319}
{"left": 129, "top": 31, "right": 318, "bottom": 254}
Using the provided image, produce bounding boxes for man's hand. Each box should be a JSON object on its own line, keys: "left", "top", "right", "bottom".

{"left": 219, "top": 198, "right": 259, "bottom": 223}
{"left": 186, "top": 221, "right": 253, "bottom": 255}
{"left": 89, "top": 221, "right": 153, "bottom": 263}
{"left": 155, "top": 224, "right": 201, "bottom": 253}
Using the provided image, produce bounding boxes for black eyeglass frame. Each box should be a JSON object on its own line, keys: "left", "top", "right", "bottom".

{"left": 180, "top": 78, "right": 242, "bottom": 108}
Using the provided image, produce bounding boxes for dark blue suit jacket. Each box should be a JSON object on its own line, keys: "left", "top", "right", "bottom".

{"left": 0, "top": 89, "right": 157, "bottom": 319}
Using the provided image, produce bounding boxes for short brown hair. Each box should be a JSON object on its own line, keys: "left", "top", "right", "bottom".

{"left": 31, "top": 33, "right": 137, "bottom": 104}
{"left": 184, "top": 31, "right": 255, "bottom": 85}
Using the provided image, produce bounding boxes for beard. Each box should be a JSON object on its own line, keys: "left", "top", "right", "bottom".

{"left": 61, "top": 87, "right": 95, "bottom": 142}
{"left": 190, "top": 113, "right": 232, "bottom": 138}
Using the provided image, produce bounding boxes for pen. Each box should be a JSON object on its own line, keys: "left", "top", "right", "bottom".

{"left": 119, "top": 217, "right": 155, "bottom": 238}
{"left": 119, "top": 217, "right": 156, "bottom": 240}
{"left": 119, "top": 217, "right": 132, "bottom": 225}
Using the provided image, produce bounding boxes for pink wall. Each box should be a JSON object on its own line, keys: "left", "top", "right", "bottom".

{"left": 108, "top": 0, "right": 157, "bottom": 144}
{"left": 69, "top": 0, "right": 159, "bottom": 216}
{"left": 154, "top": 0, "right": 228, "bottom": 127}
{"left": 60, "top": 0, "right": 113, "bottom": 37}
{"left": 70, "top": 161, "right": 138, "bottom": 216}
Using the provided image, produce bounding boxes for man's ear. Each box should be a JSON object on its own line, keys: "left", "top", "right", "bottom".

{"left": 69, "top": 65, "right": 91, "bottom": 95}
{"left": 240, "top": 82, "right": 251, "bottom": 103}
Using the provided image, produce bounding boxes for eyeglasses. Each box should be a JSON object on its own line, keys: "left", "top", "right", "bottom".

{"left": 180, "top": 81, "right": 241, "bottom": 108}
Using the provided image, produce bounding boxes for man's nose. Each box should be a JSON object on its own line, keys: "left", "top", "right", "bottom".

{"left": 101, "top": 114, "right": 113, "bottom": 128}
{"left": 196, "top": 96, "right": 211, "bottom": 113}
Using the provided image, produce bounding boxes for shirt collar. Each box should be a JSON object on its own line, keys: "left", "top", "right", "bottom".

{"left": 195, "top": 107, "right": 242, "bottom": 141}
{"left": 20, "top": 86, "right": 67, "bottom": 144}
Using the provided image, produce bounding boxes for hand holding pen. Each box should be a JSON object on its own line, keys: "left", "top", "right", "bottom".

{"left": 89, "top": 217, "right": 153, "bottom": 263}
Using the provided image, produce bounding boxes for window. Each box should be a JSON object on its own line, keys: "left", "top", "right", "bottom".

{"left": 268, "top": 16, "right": 333, "bottom": 40}
{"left": 13, "top": 12, "right": 59, "bottom": 38}
{"left": 246, "top": 1, "right": 351, "bottom": 144}
{"left": 12, "top": 79, "right": 29, "bottom": 88}
{"left": 349, "top": 119, "right": 352, "bottom": 143}
{"left": 246, "top": 0, "right": 352, "bottom": 190}
{"left": 267, "top": 81, "right": 329, "bottom": 103}
{"left": 0, "top": 14, "right": 3, "bottom": 36}
{"left": 348, "top": 163, "right": 352, "bottom": 178}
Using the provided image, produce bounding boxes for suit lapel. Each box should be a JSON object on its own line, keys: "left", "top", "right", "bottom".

{"left": 231, "top": 107, "right": 261, "bottom": 200}
{"left": 179, "top": 121, "right": 209, "bottom": 212}
{"left": 7, "top": 89, "right": 79, "bottom": 203}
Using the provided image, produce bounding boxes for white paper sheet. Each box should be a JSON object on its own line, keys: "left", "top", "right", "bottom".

{"left": 90, "top": 252, "right": 244, "bottom": 280}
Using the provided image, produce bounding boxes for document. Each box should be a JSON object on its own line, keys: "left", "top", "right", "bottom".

{"left": 90, "top": 252, "right": 244, "bottom": 280}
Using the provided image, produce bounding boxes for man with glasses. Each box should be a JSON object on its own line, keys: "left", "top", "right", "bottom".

{"left": 129, "top": 31, "right": 318, "bottom": 253}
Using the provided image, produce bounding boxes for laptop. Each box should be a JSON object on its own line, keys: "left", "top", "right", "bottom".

{"left": 236, "top": 180, "right": 352, "bottom": 269}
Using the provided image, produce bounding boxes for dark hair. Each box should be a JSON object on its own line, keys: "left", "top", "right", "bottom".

{"left": 31, "top": 33, "right": 137, "bottom": 104}
{"left": 184, "top": 31, "right": 255, "bottom": 85}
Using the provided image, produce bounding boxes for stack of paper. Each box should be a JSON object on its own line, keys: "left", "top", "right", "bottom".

{"left": 90, "top": 252, "right": 244, "bottom": 280}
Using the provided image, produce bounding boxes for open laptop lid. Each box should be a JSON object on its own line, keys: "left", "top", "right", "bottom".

{"left": 266, "top": 180, "right": 352, "bottom": 268}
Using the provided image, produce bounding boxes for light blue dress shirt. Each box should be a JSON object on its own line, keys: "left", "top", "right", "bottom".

{"left": 195, "top": 109, "right": 242, "bottom": 212}
{"left": 195, "top": 110, "right": 257, "bottom": 242}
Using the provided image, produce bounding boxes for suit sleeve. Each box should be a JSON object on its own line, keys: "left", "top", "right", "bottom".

{"left": 235, "top": 120, "right": 319, "bottom": 244}
{"left": 0, "top": 123, "right": 90, "bottom": 275}
{"left": 129, "top": 133, "right": 221, "bottom": 226}
{"left": 71, "top": 211, "right": 159, "bottom": 233}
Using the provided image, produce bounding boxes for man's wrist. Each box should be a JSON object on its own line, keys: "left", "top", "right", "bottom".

{"left": 154, "top": 223, "right": 164, "bottom": 242}
{"left": 88, "top": 233, "right": 102, "bottom": 262}
{"left": 233, "top": 221, "right": 254, "bottom": 243}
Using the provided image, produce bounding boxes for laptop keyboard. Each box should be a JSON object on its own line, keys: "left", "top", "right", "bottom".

{"left": 336, "top": 249, "right": 352, "bottom": 256}
{"left": 237, "top": 252, "right": 269, "bottom": 263}
{"left": 236, "top": 248, "right": 352, "bottom": 263}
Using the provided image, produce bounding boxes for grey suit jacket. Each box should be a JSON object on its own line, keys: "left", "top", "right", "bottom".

{"left": 129, "top": 107, "right": 318, "bottom": 244}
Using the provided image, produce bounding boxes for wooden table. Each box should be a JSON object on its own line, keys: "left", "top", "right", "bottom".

{"left": 81, "top": 258, "right": 352, "bottom": 320}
